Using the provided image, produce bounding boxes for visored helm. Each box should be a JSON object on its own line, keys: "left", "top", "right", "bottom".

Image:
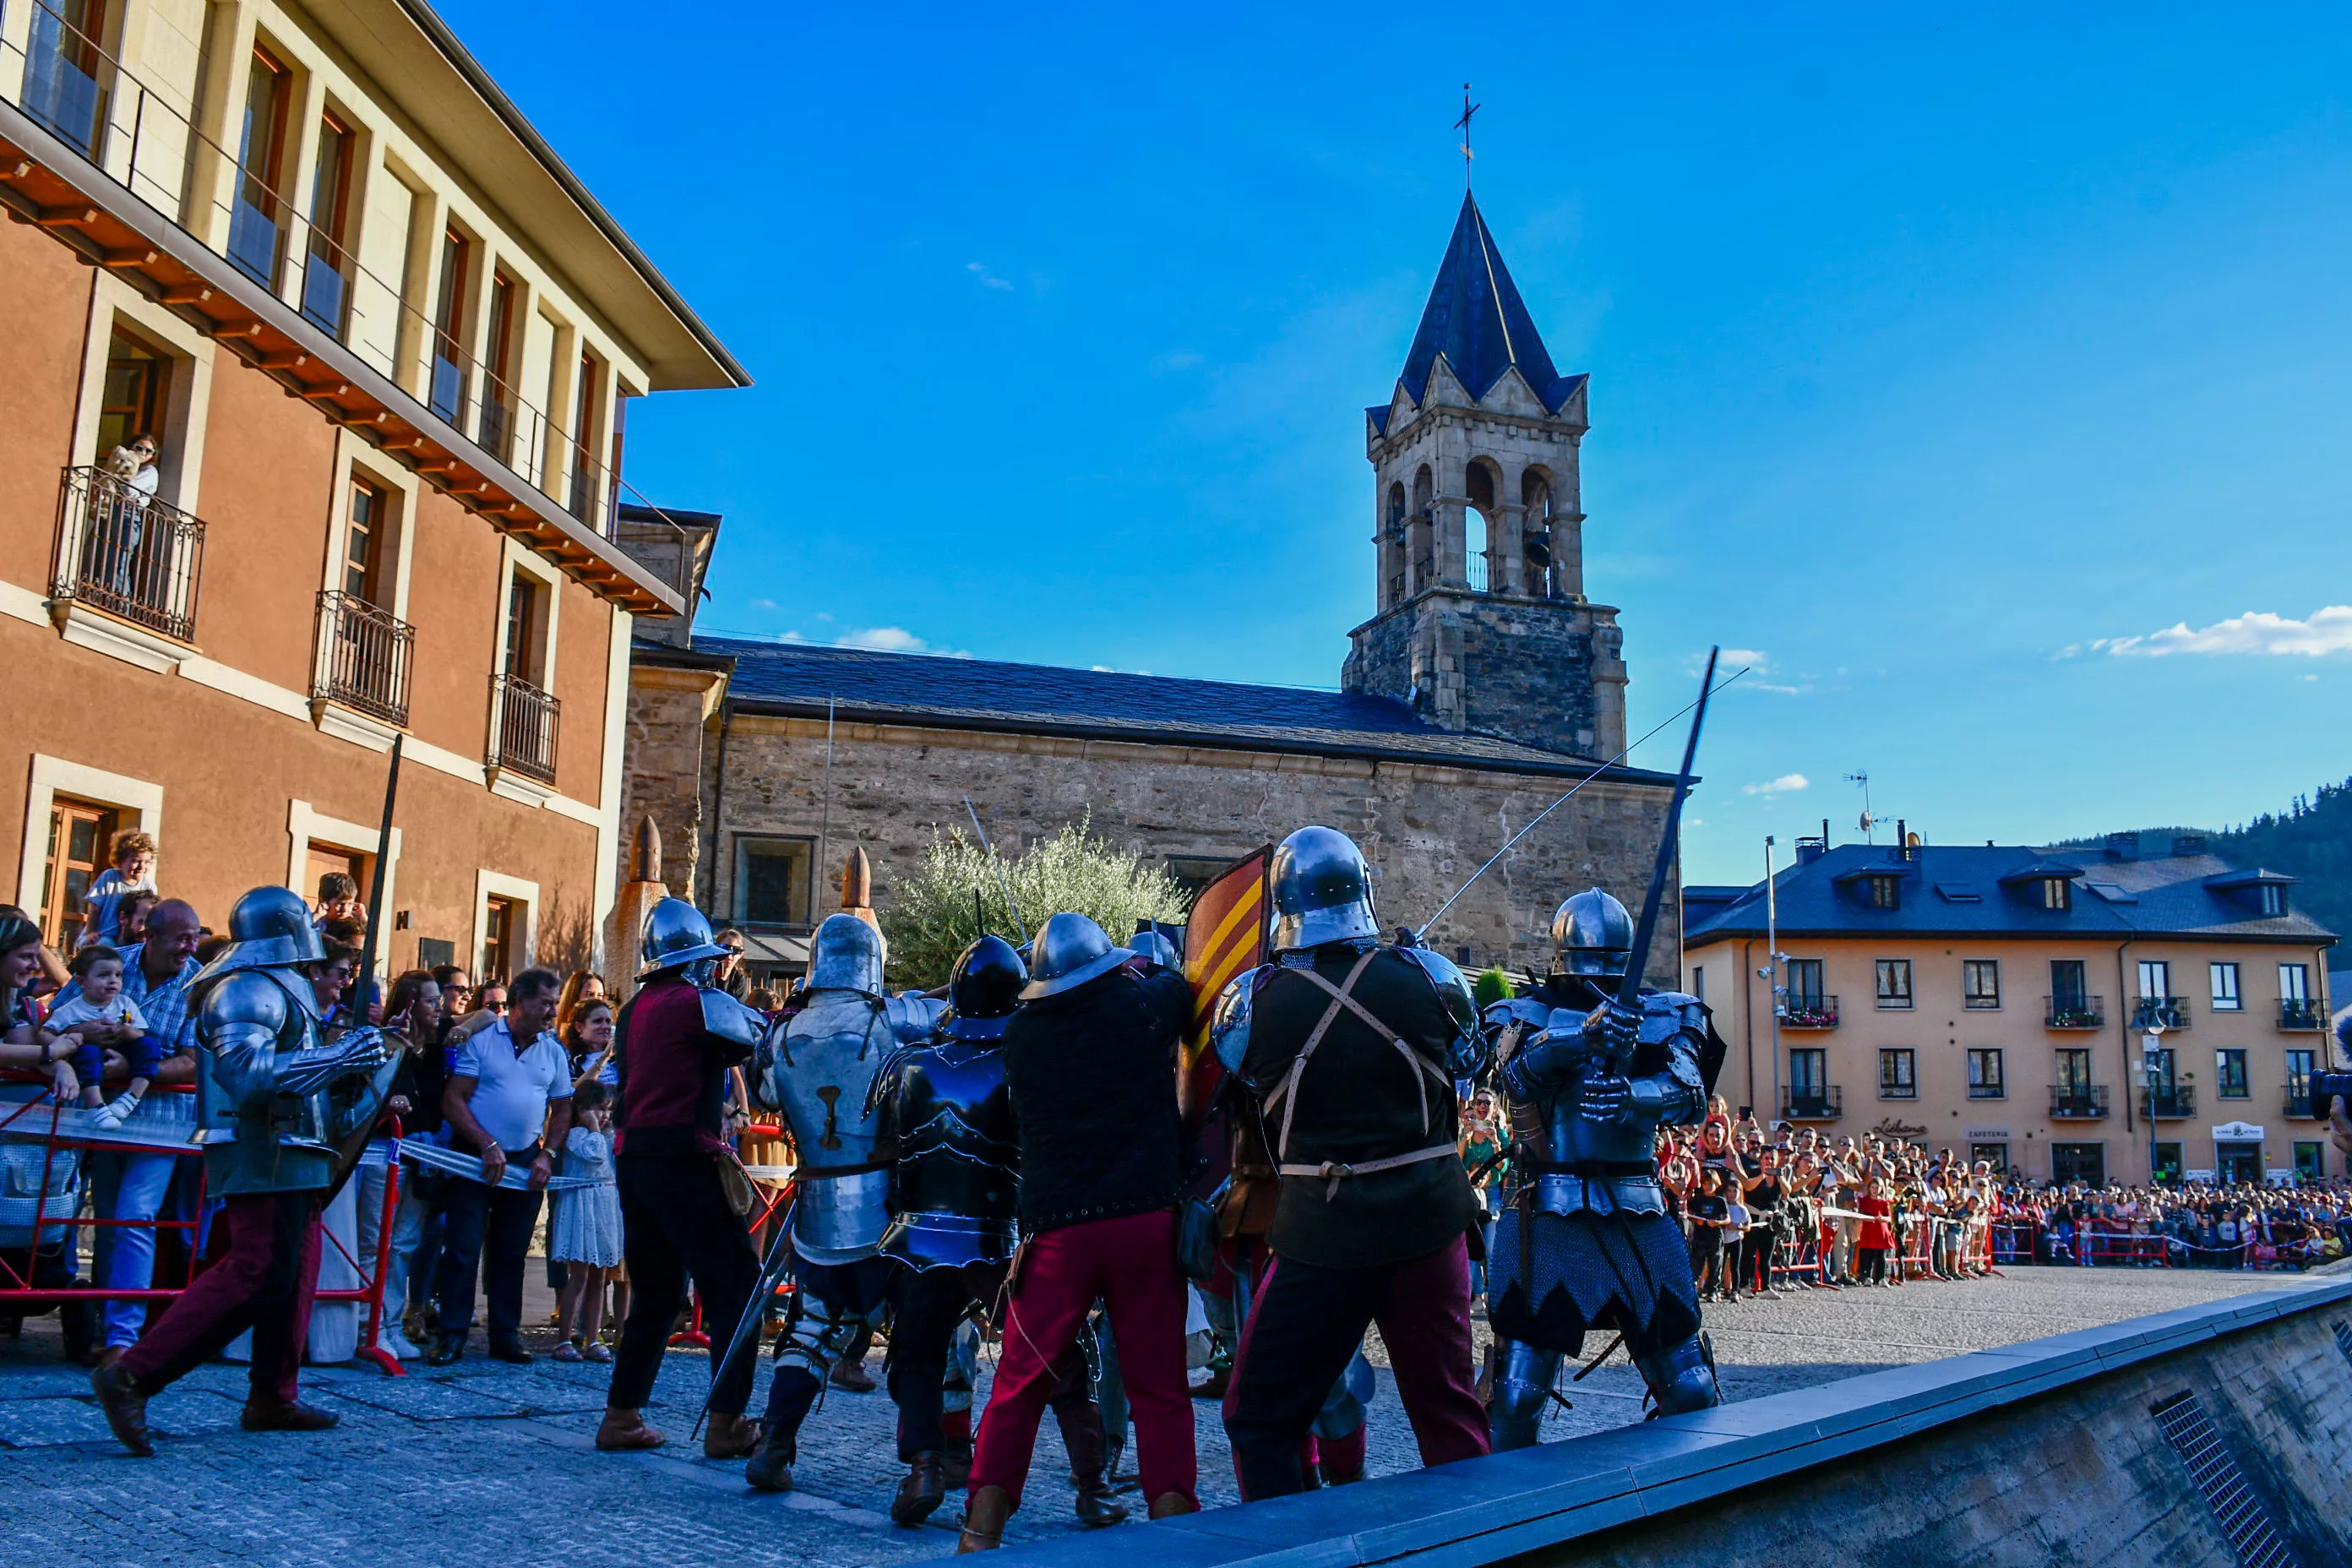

{"left": 950, "top": 934, "right": 1027, "bottom": 1021}
{"left": 1269, "top": 826, "right": 1378, "bottom": 953}
{"left": 640, "top": 896, "right": 727, "bottom": 979}
{"left": 1549, "top": 887, "right": 1633, "bottom": 977}
{"left": 196, "top": 885, "right": 325, "bottom": 983}
{"left": 1129, "top": 928, "right": 1179, "bottom": 973}
{"left": 1021, "top": 912, "right": 1133, "bottom": 1000}
{"left": 807, "top": 912, "right": 887, "bottom": 998}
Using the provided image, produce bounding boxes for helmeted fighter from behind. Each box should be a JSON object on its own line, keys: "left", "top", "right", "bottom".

{"left": 742, "top": 912, "right": 939, "bottom": 1491}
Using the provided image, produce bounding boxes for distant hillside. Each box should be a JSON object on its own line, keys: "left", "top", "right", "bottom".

{"left": 2061, "top": 776, "right": 2352, "bottom": 945}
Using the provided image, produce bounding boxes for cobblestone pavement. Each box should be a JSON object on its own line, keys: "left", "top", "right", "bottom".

{"left": 0, "top": 1266, "right": 2299, "bottom": 1564}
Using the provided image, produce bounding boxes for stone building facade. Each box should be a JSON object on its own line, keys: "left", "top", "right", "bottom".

{"left": 622, "top": 193, "right": 1679, "bottom": 983}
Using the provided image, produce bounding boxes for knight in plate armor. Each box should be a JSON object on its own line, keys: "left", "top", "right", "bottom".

{"left": 872, "top": 934, "right": 1121, "bottom": 1529}
{"left": 92, "top": 886, "right": 395, "bottom": 1456}
{"left": 1210, "top": 827, "right": 1494, "bottom": 1500}
{"left": 1481, "top": 886, "right": 1723, "bottom": 1449}
{"left": 743, "top": 912, "right": 939, "bottom": 1492}
{"left": 597, "top": 896, "right": 772, "bottom": 1459}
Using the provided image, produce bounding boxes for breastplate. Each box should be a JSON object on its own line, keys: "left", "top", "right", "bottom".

{"left": 1506, "top": 1081, "right": 1666, "bottom": 1218}
{"left": 776, "top": 994, "right": 896, "bottom": 1261}
{"left": 193, "top": 971, "right": 328, "bottom": 1148}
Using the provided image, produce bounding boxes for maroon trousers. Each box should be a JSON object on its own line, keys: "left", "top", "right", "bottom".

{"left": 119, "top": 1190, "right": 322, "bottom": 1404}
{"left": 1223, "top": 1236, "right": 1488, "bottom": 1500}
{"left": 970, "top": 1210, "right": 1197, "bottom": 1510}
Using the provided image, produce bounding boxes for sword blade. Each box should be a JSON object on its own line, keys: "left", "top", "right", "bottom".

{"left": 1616, "top": 647, "right": 1721, "bottom": 1010}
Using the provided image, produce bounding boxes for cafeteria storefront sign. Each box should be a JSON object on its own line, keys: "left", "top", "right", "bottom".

{"left": 2212, "top": 1122, "right": 2265, "bottom": 1143}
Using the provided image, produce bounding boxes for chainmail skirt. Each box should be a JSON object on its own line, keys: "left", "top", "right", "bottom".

{"left": 1487, "top": 1208, "right": 1701, "bottom": 1356}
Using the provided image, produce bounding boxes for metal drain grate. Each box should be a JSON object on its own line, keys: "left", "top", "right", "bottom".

{"left": 2151, "top": 1391, "right": 2300, "bottom": 1568}
{"left": 2331, "top": 1319, "right": 2352, "bottom": 1369}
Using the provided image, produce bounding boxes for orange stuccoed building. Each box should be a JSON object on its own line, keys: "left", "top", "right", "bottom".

{"left": 0, "top": 0, "right": 745, "bottom": 977}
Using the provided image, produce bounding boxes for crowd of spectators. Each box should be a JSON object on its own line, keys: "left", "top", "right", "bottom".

{"left": 1460, "top": 1093, "right": 2352, "bottom": 1303}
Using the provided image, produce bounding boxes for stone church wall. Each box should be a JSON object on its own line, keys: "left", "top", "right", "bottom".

{"left": 698, "top": 713, "right": 1680, "bottom": 984}
{"left": 1344, "top": 591, "right": 1627, "bottom": 760}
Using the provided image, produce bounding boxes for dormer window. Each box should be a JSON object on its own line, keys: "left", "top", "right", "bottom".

{"left": 2039, "top": 877, "right": 2072, "bottom": 912}
{"left": 1867, "top": 874, "right": 1899, "bottom": 909}
{"left": 2259, "top": 884, "right": 2284, "bottom": 917}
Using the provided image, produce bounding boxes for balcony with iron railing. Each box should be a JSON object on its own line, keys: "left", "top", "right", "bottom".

{"left": 1780, "top": 995, "right": 1838, "bottom": 1029}
{"left": 313, "top": 591, "right": 414, "bottom": 728}
{"left": 2287, "top": 1081, "right": 2328, "bottom": 1119}
{"left": 1782, "top": 1086, "right": 1843, "bottom": 1121}
{"left": 2146, "top": 1084, "right": 2197, "bottom": 1119}
{"left": 2045, "top": 994, "right": 2104, "bottom": 1030}
{"left": 2278, "top": 999, "right": 2326, "bottom": 1032}
{"left": 0, "top": 0, "right": 700, "bottom": 608}
{"left": 50, "top": 466, "right": 205, "bottom": 643}
{"left": 488, "top": 673, "right": 559, "bottom": 786}
{"left": 2050, "top": 1085, "right": 2110, "bottom": 1119}
{"left": 2132, "top": 997, "right": 2190, "bottom": 1032}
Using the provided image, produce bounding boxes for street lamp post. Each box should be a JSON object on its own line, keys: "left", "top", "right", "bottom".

{"left": 2142, "top": 1023, "right": 2168, "bottom": 1186}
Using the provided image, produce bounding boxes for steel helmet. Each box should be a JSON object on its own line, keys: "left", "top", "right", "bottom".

{"left": 806, "top": 912, "right": 887, "bottom": 998}
{"left": 1549, "top": 887, "right": 1633, "bottom": 977}
{"left": 949, "top": 934, "right": 1028, "bottom": 1022}
{"left": 1129, "top": 928, "right": 1179, "bottom": 973}
{"left": 639, "top": 896, "right": 727, "bottom": 979}
{"left": 1021, "top": 912, "right": 1133, "bottom": 1000}
{"left": 1269, "top": 826, "right": 1379, "bottom": 953}
{"left": 194, "top": 885, "right": 325, "bottom": 984}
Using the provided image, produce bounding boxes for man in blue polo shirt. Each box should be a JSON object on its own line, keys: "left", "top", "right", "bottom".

{"left": 429, "top": 966, "right": 572, "bottom": 1364}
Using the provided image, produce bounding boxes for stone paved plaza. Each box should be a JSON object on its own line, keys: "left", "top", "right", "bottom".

{"left": 0, "top": 1266, "right": 2301, "bottom": 1565}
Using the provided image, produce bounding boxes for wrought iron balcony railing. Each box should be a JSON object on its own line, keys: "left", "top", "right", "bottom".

{"left": 2045, "top": 995, "right": 2104, "bottom": 1030}
{"left": 2147, "top": 1085, "right": 2196, "bottom": 1119}
{"left": 2288, "top": 1081, "right": 2323, "bottom": 1119}
{"left": 489, "top": 673, "right": 560, "bottom": 785}
{"left": 1780, "top": 995, "right": 1838, "bottom": 1029}
{"left": 1781, "top": 1086, "right": 1843, "bottom": 1121}
{"left": 50, "top": 466, "right": 205, "bottom": 642}
{"left": 313, "top": 591, "right": 414, "bottom": 727}
{"left": 2132, "top": 997, "right": 2189, "bottom": 1032}
{"left": 2278, "top": 999, "right": 2325, "bottom": 1032}
{"left": 2050, "top": 1085, "right": 2110, "bottom": 1119}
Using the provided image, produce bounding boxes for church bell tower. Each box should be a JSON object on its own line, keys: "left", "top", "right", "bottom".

{"left": 1341, "top": 193, "right": 1627, "bottom": 760}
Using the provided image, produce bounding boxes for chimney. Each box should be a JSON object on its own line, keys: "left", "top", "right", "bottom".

{"left": 1897, "top": 819, "right": 1909, "bottom": 859}
{"left": 2104, "top": 831, "right": 2137, "bottom": 861}
{"left": 2171, "top": 834, "right": 2208, "bottom": 858}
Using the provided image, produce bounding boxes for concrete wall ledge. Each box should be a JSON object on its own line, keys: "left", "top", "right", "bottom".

{"left": 996, "top": 1277, "right": 2352, "bottom": 1566}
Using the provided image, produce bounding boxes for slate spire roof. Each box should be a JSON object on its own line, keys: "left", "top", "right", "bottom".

{"left": 1387, "top": 192, "right": 1585, "bottom": 419}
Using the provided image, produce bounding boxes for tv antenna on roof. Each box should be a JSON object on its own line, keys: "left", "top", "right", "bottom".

{"left": 1844, "top": 770, "right": 1875, "bottom": 841}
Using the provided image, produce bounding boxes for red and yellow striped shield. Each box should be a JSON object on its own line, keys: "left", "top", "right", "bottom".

{"left": 1179, "top": 847, "right": 1270, "bottom": 1124}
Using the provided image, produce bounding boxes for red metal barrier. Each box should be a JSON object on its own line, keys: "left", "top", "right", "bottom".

{"left": 0, "top": 1077, "right": 402, "bottom": 1376}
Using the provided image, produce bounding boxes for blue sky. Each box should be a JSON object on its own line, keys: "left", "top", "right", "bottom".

{"left": 446, "top": 2, "right": 2352, "bottom": 886}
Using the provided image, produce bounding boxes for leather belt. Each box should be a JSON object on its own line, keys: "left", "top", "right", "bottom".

{"left": 1278, "top": 1141, "right": 1459, "bottom": 1200}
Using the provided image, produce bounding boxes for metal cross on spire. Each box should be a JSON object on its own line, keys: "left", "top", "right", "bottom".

{"left": 1455, "top": 83, "right": 1480, "bottom": 188}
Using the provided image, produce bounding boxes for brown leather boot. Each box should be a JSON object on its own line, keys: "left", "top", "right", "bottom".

{"left": 892, "top": 1452, "right": 948, "bottom": 1524}
{"left": 957, "top": 1484, "right": 1012, "bottom": 1552}
{"left": 240, "top": 1398, "right": 340, "bottom": 1432}
{"left": 704, "top": 1412, "right": 762, "bottom": 1461}
{"left": 1148, "top": 1491, "right": 1199, "bottom": 1520}
{"left": 596, "top": 1407, "right": 667, "bottom": 1451}
{"left": 744, "top": 1429, "right": 796, "bottom": 1492}
{"left": 90, "top": 1361, "right": 153, "bottom": 1457}
{"left": 1071, "top": 1470, "right": 1129, "bottom": 1528}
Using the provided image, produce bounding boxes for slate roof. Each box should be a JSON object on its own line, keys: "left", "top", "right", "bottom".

{"left": 1369, "top": 193, "right": 1587, "bottom": 434}
{"left": 1685, "top": 843, "right": 2336, "bottom": 946}
{"left": 694, "top": 636, "right": 1676, "bottom": 785}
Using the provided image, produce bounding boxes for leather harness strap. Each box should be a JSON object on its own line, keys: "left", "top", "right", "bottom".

{"left": 1267, "top": 950, "right": 1457, "bottom": 1201}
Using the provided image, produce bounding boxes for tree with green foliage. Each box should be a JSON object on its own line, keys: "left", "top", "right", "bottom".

{"left": 879, "top": 818, "right": 1190, "bottom": 991}
{"left": 1474, "top": 967, "right": 1516, "bottom": 1010}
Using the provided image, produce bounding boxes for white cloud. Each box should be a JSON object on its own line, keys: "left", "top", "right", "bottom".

{"left": 966, "top": 261, "right": 1015, "bottom": 292}
{"left": 1741, "top": 773, "right": 1810, "bottom": 797}
{"left": 839, "top": 626, "right": 928, "bottom": 653}
{"left": 1720, "top": 648, "right": 1772, "bottom": 672}
{"left": 2096, "top": 606, "right": 2352, "bottom": 658}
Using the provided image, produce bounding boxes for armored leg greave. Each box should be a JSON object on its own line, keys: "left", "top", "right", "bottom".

{"left": 1486, "top": 1338, "right": 1564, "bottom": 1451}
{"left": 1633, "top": 1329, "right": 1720, "bottom": 1417}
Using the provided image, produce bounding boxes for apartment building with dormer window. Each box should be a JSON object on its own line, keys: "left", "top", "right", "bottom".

{"left": 1684, "top": 830, "right": 2338, "bottom": 1189}
{"left": 0, "top": 0, "right": 746, "bottom": 977}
